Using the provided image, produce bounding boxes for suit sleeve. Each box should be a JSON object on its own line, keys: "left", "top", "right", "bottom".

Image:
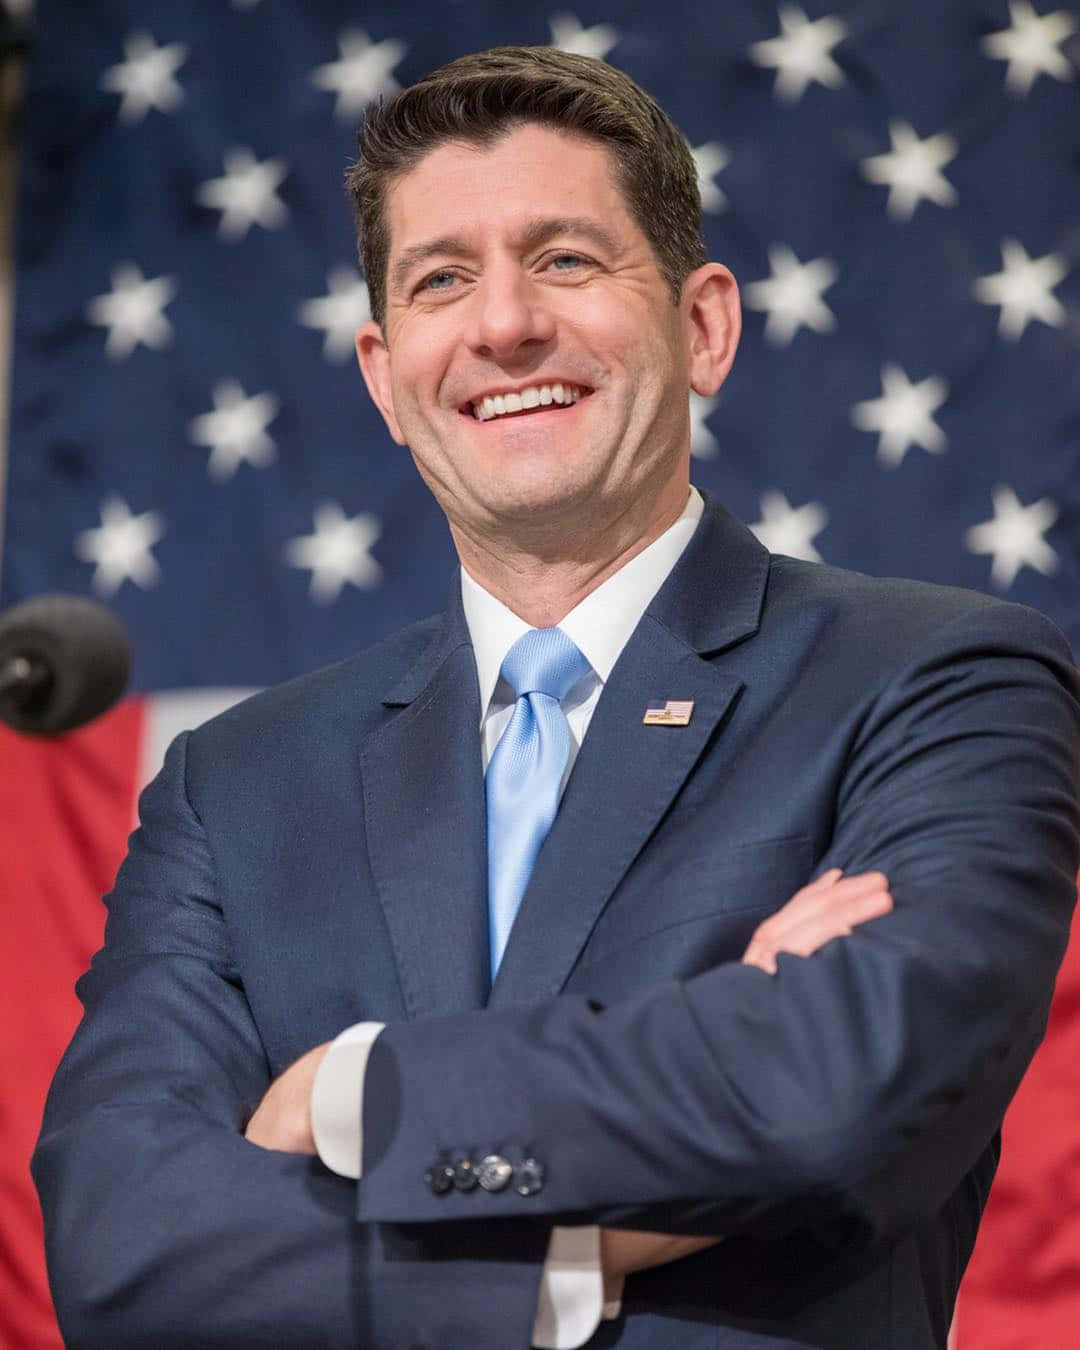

{"left": 32, "top": 731, "right": 547, "bottom": 1350}
{"left": 354, "top": 601, "right": 1080, "bottom": 1244}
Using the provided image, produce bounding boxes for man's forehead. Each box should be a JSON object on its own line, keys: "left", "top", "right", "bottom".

{"left": 388, "top": 127, "right": 623, "bottom": 217}
{"left": 382, "top": 126, "right": 632, "bottom": 268}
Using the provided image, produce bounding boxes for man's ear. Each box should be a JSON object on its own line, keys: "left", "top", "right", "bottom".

{"left": 355, "top": 321, "right": 406, "bottom": 445}
{"left": 682, "top": 263, "right": 742, "bottom": 398}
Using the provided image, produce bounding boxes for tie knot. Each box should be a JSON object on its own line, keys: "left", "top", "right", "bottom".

{"left": 500, "top": 627, "right": 591, "bottom": 703}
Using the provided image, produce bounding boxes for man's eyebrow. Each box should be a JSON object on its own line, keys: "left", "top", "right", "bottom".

{"left": 389, "top": 217, "right": 621, "bottom": 297}
{"left": 517, "top": 216, "right": 621, "bottom": 256}
{"left": 390, "top": 236, "right": 471, "bottom": 298}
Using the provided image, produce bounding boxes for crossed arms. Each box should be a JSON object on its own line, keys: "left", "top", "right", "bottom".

{"left": 244, "top": 868, "right": 895, "bottom": 1300}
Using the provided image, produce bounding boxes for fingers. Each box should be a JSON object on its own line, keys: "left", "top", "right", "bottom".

{"left": 243, "top": 1043, "right": 329, "bottom": 1153}
{"left": 741, "top": 870, "right": 892, "bottom": 975}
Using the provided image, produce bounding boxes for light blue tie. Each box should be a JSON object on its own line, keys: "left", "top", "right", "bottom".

{"left": 485, "top": 627, "right": 591, "bottom": 978}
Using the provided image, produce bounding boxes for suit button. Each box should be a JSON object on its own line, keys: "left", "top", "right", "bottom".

{"left": 425, "top": 1163, "right": 455, "bottom": 1195}
{"left": 453, "top": 1158, "right": 478, "bottom": 1191}
{"left": 515, "top": 1158, "right": 544, "bottom": 1196}
{"left": 475, "top": 1154, "right": 513, "bottom": 1192}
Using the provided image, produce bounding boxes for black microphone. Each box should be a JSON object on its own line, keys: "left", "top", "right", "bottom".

{"left": 0, "top": 594, "right": 131, "bottom": 736}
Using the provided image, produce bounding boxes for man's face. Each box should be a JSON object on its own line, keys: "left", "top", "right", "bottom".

{"left": 356, "top": 124, "right": 733, "bottom": 544}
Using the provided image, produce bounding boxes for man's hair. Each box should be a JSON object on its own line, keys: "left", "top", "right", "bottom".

{"left": 347, "top": 46, "right": 707, "bottom": 329}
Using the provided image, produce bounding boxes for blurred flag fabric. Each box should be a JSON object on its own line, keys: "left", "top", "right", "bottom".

{"left": 1, "top": 1, "right": 1078, "bottom": 1346}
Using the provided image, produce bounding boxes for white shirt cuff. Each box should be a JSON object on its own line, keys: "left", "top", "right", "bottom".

{"left": 312, "top": 1025, "right": 616, "bottom": 1348}
{"left": 532, "top": 1225, "right": 612, "bottom": 1348}
{"left": 311, "top": 1020, "right": 385, "bottom": 1179}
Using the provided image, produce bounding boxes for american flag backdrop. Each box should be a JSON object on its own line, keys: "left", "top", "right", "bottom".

{"left": 1, "top": 1, "right": 1078, "bottom": 1346}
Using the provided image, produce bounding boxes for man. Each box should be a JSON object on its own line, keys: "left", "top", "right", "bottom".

{"left": 34, "top": 46, "right": 1079, "bottom": 1350}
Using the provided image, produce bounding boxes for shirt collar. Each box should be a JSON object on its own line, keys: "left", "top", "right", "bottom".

{"left": 461, "top": 486, "right": 704, "bottom": 718}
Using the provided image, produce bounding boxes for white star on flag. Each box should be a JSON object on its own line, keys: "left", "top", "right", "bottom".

{"left": 982, "top": 1, "right": 1077, "bottom": 97}
{"left": 85, "top": 260, "right": 176, "bottom": 359}
{"left": 750, "top": 5, "right": 848, "bottom": 102}
{"left": 100, "top": 31, "right": 187, "bottom": 123}
{"left": 189, "top": 380, "right": 280, "bottom": 482}
{"left": 965, "top": 486, "right": 1059, "bottom": 589}
{"left": 85, "top": 263, "right": 177, "bottom": 360}
{"left": 973, "top": 239, "right": 1068, "bottom": 340}
{"left": 692, "top": 142, "right": 731, "bottom": 213}
{"left": 851, "top": 363, "right": 949, "bottom": 467}
{"left": 744, "top": 245, "right": 839, "bottom": 346}
{"left": 860, "top": 120, "right": 959, "bottom": 221}
{"left": 311, "top": 30, "right": 407, "bottom": 121}
{"left": 689, "top": 392, "right": 721, "bottom": 460}
{"left": 197, "top": 149, "right": 289, "bottom": 241}
{"left": 298, "top": 267, "right": 371, "bottom": 362}
{"left": 285, "top": 503, "right": 383, "bottom": 603}
{"left": 74, "top": 496, "right": 166, "bottom": 596}
{"left": 749, "top": 491, "right": 828, "bottom": 562}
{"left": 548, "top": 13, "right": 619, "bottom": 60}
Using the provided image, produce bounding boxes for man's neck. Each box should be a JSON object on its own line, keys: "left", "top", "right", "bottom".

{"left": 451, "top": 480, "right": 691, "bottom": 628}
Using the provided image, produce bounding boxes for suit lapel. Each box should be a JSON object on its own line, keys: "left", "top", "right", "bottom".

{"left": 360, "top": 590, "right": 490, "bottom": 1019}
{"left": 489, "top": 493, "right": 771, "bottom": 1008}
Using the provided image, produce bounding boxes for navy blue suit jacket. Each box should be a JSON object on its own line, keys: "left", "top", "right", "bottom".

{"left": 34, "top": 494, "right": 1080, "bottom": 1349}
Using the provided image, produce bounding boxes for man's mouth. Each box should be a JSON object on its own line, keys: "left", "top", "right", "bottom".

{"left": 461, "top": 383, "right": 591, "bottom": 422}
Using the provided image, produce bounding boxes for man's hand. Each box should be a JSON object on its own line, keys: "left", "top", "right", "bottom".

{"left": 600, "top": 1230, "right": 719, "bottom": 1301}
{"left": 244, "top": 1042, "right": 331, "bottom": 1153}
{"left": 741, "top": 867, "right": 892, "bottom": 975}
{"left": 601, "top": 869, "right": 892, "bottom": 1296}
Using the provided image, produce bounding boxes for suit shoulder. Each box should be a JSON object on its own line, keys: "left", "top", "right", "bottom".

{"left": 186, "top": 612, "right": 445, "bottom": 753}
{"left": 764, "top": 555, "right": 1074, "bottom": 664}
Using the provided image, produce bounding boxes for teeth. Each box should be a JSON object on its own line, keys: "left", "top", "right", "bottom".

{"left": 470, "top": 383, "right": 584, "bottom": 421}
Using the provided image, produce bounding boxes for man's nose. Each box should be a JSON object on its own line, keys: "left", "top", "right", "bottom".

{"left": 464, "top": 267, "right": 556, "bottom": 360}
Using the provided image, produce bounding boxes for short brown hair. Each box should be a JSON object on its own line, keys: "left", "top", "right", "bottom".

{"left": 348, "top": 46, "right": 707, "bottom": 329}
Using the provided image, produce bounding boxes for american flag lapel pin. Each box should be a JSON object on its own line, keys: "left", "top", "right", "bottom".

{"left": 642, "top": 699, "right": 695, "bottom": 726}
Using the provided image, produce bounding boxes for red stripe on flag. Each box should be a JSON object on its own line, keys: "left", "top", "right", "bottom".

{"left": 955, "top": 903, "right": 1080, "bottom": 1349}
{"left": 0, "top": 698, "right": 145, "bottom": 1350}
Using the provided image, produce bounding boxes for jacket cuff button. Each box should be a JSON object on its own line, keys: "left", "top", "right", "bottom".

{"left": 475, "top": 1154, "right": 513, "bottom": 1192}
{"left": 453, "top": 1158, "right": 478, "bottom": 1191}
{"left": 425, "top": 1163, "right": 455, "bottom": 1195}
{"left": 514, "top": 1157, "right": 544, "bottom": 1196}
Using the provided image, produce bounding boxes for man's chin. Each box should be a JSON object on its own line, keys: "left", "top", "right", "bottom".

{"left": 473, "top": 479, "right": 601, "bottom": 533}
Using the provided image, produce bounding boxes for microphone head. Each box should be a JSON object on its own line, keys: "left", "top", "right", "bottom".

{"left": 0, "top": 593, "right": 131, "bottom": 736}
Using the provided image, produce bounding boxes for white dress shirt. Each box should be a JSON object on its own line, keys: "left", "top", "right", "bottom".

{"left": 312, "top": 486, "right": 704, "bottom": 1348}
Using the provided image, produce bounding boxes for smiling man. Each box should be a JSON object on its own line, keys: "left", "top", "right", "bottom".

{"left": 34, "top": 47, "right": 1079, "bottom": 1350}
{"left": 356, "top": 123, "right": 716, "bottom": 615}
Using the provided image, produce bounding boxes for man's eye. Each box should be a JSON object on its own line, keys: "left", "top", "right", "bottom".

{"left": 419, "top": 271, "right": 456, "bottom": 293}
{"left": 550, "top": 254, "right": 585, "bottom": 270}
